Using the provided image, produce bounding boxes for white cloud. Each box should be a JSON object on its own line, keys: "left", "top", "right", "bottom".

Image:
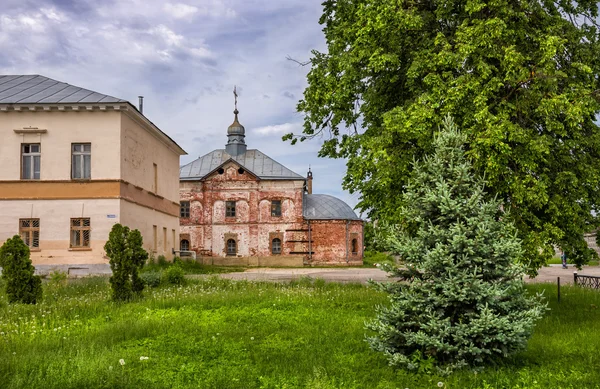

{"left": 164, "top": 3, "right": 198, "bottom": 19}
{"left": 253, "top": 122, "right": 299, "bottom": 136}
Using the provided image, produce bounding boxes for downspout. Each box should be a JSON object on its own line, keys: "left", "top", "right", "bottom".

{"left": 345, "top": 220, "right": 350, "bottom": 263}
{"left": 308, "top": 220, "right": 312, "bottom": 262}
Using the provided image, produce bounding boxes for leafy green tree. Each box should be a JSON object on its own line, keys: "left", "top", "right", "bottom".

{"left": 105, "top": 224, "right": 148, "bottom": 301}
{"left": 288, "top": 0, "right": 600, "bottom": 273}
{"left": 0, "top": 236, "right": 42, "bottom": 304}
{"left": 367, "top": 117, "right": 545, "bottom": 372}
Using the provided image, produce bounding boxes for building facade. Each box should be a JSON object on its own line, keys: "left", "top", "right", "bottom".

{"left": 179, "top": 105, "right": 363, "bottom": 266}
{"left": 0, "top": 75, "right": 186, "bottom": 265}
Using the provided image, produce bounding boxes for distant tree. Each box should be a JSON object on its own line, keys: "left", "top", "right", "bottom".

{"left": 367, "top": 117, "right": 545, "bottom": 373}
{"left": 0, "top": 236, "right": 42, "bottom": 304}
{"left": 105, "top": 224, "right": 148, "bottom": 301}
{"left": 287, "top": 0, "right": 600, "bottom": 273}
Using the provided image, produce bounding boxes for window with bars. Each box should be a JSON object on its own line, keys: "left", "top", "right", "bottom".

{"left": 226, "top": 201, "right": 236, "bottom": 218}
{"left": 22, "top": 144, "right": 41, "bottom": 180}
{"left": 272, "top": 238, "right": 282, "bottom": 255}
{"left": 180, "top": 239, "right": 190, "bottom": 251}
{"left": 180, "top": 201, "right": 190, "bottom": 218}
{"left": 70, "top": 218, "right": 91, "bottom": 248}
{"left": 72, "top": 143, "right": 91, "bottom": 179}
{"left": 19, "top": 219, "right": 40, "bottom": 249}
{"left": 226, "top": 239, "right": 236, "bottom": 256}
{"left": 271, "top": 200, "right": 282, "bottom": 217}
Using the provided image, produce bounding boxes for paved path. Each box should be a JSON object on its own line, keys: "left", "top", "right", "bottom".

{"left": 31, "top": 263, "right": 600, "bottom": 284}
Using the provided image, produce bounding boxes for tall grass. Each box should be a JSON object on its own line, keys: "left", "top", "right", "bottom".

{"left": 0, "top": 278, "right": 599, "bottom": 388}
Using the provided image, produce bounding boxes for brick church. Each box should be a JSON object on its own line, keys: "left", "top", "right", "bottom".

{"left": 178, "top": 100, "right": 363, "bottom": 266}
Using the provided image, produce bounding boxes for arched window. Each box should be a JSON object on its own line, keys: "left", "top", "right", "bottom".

{"left": 227, "top": 239, "right": 237, "bottom": 256}
{"left": 272, "top": 238, "right": 282, "bottom": 255}
{"left": 180, "top": 239, "right": 190, "bottom": 251}
{"left": 351, "top": 239, "right": 358, "bottom": 255}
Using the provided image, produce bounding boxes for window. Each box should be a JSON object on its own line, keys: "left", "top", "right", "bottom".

{"left": 226, "top": 239, "right": 236, "bottom": 256}
{"left": 272, "top": 238, "right": 282, "bottom": 255}
{"left": 19, "top": 219, "right": 40, "bottom": 249}
{"left": 271, "top": 200, "right": 282, "bottom": 217}
{"left": 70, "top": 218, "right": 90, "bottom": 248}
{"left": 71, "top": 143, "right": 91, "bottom": 179}
{"left": 226, "top": 201, "right": 236, "bottom": 217}
{"left": 21, "top": 144, "right": 41, "bottom": 180}
{"left": 180, "top": 201, "right": 190, "bottom": 218}
{"left": 181, "top": 239, "right": 190, "bottom": 251}
{"left": 351, "top": 239, "right": 358, "bottom": 255}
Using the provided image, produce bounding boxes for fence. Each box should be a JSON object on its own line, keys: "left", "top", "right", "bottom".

{"left": 573, "top": 272, "right": 600, "bottom": 289}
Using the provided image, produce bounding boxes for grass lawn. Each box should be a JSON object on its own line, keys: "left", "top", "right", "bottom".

{"left": 0, "top": 278, "right": 599, "bottom": 388}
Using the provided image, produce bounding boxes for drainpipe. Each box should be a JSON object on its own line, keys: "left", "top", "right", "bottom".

{"left": 308, "top": 220, "right": 312, "bottom": 262}
{"left": 345, "top": 220, "right": 350, "bottom": 263}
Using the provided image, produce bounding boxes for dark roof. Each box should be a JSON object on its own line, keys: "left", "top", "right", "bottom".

{"left": 303, "top": 194, "right": 361, "bottom": 220}
{"left": 0, "top": 75, "right": 127, "bottom": 104}
{"left": 180, "top": 149, "right": 305, "bottom": 180}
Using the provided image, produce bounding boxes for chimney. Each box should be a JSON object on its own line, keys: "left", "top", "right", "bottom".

{"left": 306, "top": 167, "right": 313, "bottom": 194}
{"left": 138, "top": 96, "right": 144, "bottom": 114}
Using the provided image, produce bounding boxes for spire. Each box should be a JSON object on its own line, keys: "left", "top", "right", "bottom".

{"left": 306, "top": 165, "right": 313, "bottom": 194}
{"left": 226, "top": 85, "right": 246, "bottom": 156}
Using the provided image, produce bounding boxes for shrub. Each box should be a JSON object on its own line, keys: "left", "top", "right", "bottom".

{"left": 140, "top": 271, "right": 162, "bottom": 288}
{"left": 48, "top": 270, "right": 68, "bottom": 287}
{"left": 104, "top": 224, "right": 148, "bottom": 301}
{"left": 164, "top": 265, "right": 185, "bottom": 285}
{"left": 367, "top": 117, "right": 545, "bottom": 373}
{"left": 0, "top": 235, "right": 42, "bottom": 304}
{"left": 157, "top": 255, "right": 168, "bottom": 266}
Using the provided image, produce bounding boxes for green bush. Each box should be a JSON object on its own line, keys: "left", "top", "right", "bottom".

{"left": 140, "top": 271, "right": 162, "bottom": 288}
{"left": 157, "top": 255, "right": 168, "bottom": 266}
{"left": 368, "top": 117, "right": 545, "bottom": 373}
{"left": 104, "top": 224, "right": 148, "bottom": 301}
{"left": 0, "top": 235, "right": 42, "bottom": 304}
{"left": 48, "top": 270, "right": 68, "bottom": 287}
{"left": 164, "top": 265, "right": 185, "bottom": 285}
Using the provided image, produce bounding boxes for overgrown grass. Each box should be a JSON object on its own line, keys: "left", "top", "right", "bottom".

{"left": 362, "top": 250, "right": 396, "bottom": 268}
{"left": 142, "top": 257, "right": 244, "bottom": 275}
{"left": 0, "top": 278, "right": 599, "bottom": 388}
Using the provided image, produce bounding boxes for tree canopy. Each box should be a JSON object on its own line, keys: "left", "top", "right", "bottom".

{"left": 288, "top": 0, "right": 600, "bottom": 272}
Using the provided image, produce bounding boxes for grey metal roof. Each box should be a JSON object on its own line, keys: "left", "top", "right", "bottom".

{"left": 180, "top": 149, "right": 305, "bottom": 180}
{"left": 0, "top": 75, "right": 127, "bottom": 104}
{"left": 303, "top": 194, "right": 361, "bottom": 220}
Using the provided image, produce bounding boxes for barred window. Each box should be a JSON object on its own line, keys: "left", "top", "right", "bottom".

{"left": 22, "top": 144, "right": 41, "bottom": 180}
{"left": 70, "top": 218, "right": 91, "bottom": 248}
{"left": 272, "top": 238, "right": 281, "bottom": 255}
{"left": 271, "top": 200, "right": 282, "bottom": 217}
{"left": 226, "top": 201, "right": 236, "bottom": 217}
{"left": 180, "top": 239, "right": 190, "bottom": 251}
{"left": 180, "top": 201, "right": 190, "bottom": 218}
{"left": 19, "top": 219, "right": 40, "bottom": 249}
{"left": 226, "top": 239, "right": 236, "bottom": 256}
{"left": 72, "top": 143, "right": 91, "bottom": 179}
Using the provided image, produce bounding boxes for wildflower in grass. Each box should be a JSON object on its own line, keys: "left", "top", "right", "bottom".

{"left": 438, "top": 383, "right": 444, "bottom": 388}
{"left": 140, "top": 356, "right": 149, "bottom": 361}
{"left": 119, "top": 359, "right": 125, "bottom": 366}
{"left": 109, "top": 366, "right": 113, "bottom": 371}
{"left": 251, "top": 337, "right": 254, "bottom": 340}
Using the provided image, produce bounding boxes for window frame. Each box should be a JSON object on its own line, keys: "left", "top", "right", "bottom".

{"left": 271, "top": 199, "right": 282, "bottom": 217}
{"left": 351, "top": 238, "right": 358, "bottom": 255}
{"left": 70, "top": 217, "right": 91, "bottom": 249}
{"left": 226, "top": 238, "right": 237, "bottom": 256}
{"left": 180, "top": 239, "right": 190, "bottom": 251}
{"left": 71, "top": 143, "right": 91, "bottom": 180}
{"left": 271, "top": 237, "right": 282, "bottom": 255}
{"left": 21, "top": 143, "right": 41, "bottom": 180}
{"left": 180, "top": 201, "right": 190, "bottom": 218}
{"left": 225, "top": 201, "right": 236, "bottom": 218}
{"left": 19, "top": 218, "right": 40, "bottom": 250}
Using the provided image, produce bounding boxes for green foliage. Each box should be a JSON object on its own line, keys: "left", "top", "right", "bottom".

{"left": 368, "top": 117, "right": 545, "bottom": 372}
{"left": 157, "top": 255, "right": 168, "bottom": 266}
{"left": 139, "top": 271, "right": 162, "bottom": 288}
{"left": 104, "top": 224, "right": 148, "bottom": 301}
{"left": 0, "top": 236, "right": 42, "bottom": 304}
{"left": 164, "top": 265, "right": 185, "bottom": 285}
{"left": 292, "top": 0, "right": 600, "bottom": 274}
{"left": 362, "top": 250, "right": 395, "bottom": 268}
{"left": 48, "top": 270, "right": 68, "bottom": 288}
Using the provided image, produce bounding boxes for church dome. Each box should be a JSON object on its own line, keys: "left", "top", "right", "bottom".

{"left": 227, "top": 109, "right": 245, "bottom": 135}
{"left": 303, "top": 194, "right": 361, "bottom": 220}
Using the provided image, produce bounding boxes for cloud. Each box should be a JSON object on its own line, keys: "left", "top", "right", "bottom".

{"left": 164, "top": 3, "right": 198, "bottom": 19}
{"left": 253, "top": 122, "right": 299, "bottom": 136}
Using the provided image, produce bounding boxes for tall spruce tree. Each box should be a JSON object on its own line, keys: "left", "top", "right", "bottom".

{"left": 367, "top": 117, "right": 545, "bottom": 373}
{"left": 0, "top": 236, "right": 42, "bottom": 304}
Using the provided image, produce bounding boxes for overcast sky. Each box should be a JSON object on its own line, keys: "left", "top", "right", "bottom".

{"left": 0, "top": 0, "right": 362, "bottom": 212}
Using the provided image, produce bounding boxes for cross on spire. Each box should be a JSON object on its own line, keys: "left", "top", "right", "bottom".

{"left": 233, "top": 85, "right": 238, "bottom": 113}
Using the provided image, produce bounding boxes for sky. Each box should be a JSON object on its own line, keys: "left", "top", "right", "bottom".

{"left": 0, "top": 0, "right": 363, "bottom": 213}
